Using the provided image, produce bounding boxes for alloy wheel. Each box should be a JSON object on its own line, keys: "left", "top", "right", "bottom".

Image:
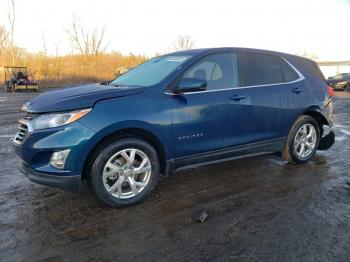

{"left": 102, "top": 148, "right": 152, "bottom": 199}
{"left": 293, "top": 123, "right": 317, "bottom": 159}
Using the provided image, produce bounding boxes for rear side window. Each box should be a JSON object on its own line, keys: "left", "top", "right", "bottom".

{"left": 245, "top": 53, "right": 299, "bottom": 86}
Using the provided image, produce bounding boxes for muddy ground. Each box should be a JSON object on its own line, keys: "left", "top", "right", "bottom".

{"left": 0, "top": 90, "right": 349, "bottom": 262}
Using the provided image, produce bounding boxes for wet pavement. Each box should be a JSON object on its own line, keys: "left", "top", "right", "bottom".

{"left": 0, "top": 90, "right": 350, "bottom": 261}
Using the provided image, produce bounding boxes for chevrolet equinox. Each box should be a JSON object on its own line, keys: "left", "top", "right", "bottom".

{"left": 13, "top": 48, "right": 335, "bottom": 207}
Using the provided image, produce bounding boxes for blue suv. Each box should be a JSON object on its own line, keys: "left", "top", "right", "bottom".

{"left": 13, "top": 48, "right": 335, "bottom": 207}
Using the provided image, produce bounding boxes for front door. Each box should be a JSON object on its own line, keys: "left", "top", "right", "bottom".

{"left": 170, "top": 52, "right": 242, "bottom": 160}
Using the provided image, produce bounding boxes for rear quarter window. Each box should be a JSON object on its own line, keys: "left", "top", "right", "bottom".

{"left": 296, "top": 58, "right": 326, "bottom": 82}
{"left": 245, "top": 53, "right": 299, "bottom": 86}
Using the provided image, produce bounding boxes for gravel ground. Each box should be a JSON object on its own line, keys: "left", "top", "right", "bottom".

{"left": 0, "top": 90, "right": 349, "bottom": 262}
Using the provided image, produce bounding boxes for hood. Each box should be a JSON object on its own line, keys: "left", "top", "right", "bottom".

{"left": 22, "top": 83, "right": 144, "bottom": 113}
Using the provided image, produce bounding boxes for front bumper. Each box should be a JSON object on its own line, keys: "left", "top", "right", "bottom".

{"left": 18, "top": 160, "right": 81, "bottom": 192}
{"left": 13, "top": 120, "right": 95, "bottom": 192}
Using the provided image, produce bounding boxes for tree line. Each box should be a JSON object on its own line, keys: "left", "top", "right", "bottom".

{"left": 0, "top": 1, "right": 194, "bottom": 88}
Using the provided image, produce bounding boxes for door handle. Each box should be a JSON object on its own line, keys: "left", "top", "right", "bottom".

{"left": 229, "top": 95, "right": 246, "bottom": 101}
{"left": 292, "top": 88, "right": 303, "bottom": 94}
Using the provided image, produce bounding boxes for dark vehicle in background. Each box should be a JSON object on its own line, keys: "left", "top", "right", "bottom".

{"left": 3, "top": 66, "right": 39, "bottom": 92}
{"left": 327, "top": 73, "right": 350, "bottom": 91}
{"left": 13, "top": 48, "right": 335, "bottom": 207}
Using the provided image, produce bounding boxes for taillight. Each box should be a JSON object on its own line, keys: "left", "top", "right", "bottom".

{"left": 327, "top": 85, "right": 334, "bottom": 97}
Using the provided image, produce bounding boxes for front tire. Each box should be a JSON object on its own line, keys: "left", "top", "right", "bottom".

{"left": 282, "top": 115, "right": 320, "bottom": 164}
{"left": 88, "top": 138, "right": 160, "bottom": 207}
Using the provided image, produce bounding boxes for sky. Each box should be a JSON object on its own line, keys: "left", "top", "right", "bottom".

{"left": 0, "top": 0, "right": 349, "bottom": 60}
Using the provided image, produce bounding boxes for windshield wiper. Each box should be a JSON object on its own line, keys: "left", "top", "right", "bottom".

{"left": 109, "top": 83, "right": 126, "bottom": 87}
{"left": 100, "top": 80, "right": 112, "bottom": 86}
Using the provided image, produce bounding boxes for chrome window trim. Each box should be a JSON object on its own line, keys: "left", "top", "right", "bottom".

{"left": 165, "top": 57, "right": 305, "bottom": 95}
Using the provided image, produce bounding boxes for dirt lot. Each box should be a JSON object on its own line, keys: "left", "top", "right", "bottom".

{"left": 0, "top": 90, "right": 350, "bottom": 262}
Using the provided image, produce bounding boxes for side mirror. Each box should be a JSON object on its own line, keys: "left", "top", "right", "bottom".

{"left": 174, "top": 78, "right": 207, "bottom": 93}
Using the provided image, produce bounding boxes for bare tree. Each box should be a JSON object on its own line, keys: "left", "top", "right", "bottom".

{"left": 297, "top": 50, "right": 319, "bottom": 61}
{"left": 41, "top": 32, "right": 49, "bottom": 80}
{"left": 0, "top": 25, "right": 8, "bottom": 54}
{"left": 173, "top": 34, "right": 194, "bottom": 51}
{"left": 54, "top": 44, "right": 61, "bottom": 80}
{"left": 65, "top": 15, "right": 107, "bottom": 80}
{"left": 7, "top": 0, "right": 15, "bottom": 65}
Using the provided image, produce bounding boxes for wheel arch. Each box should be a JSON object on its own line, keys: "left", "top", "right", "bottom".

{"left": 82, "top": 127, "right": 168, "bottom": 179}
{"left": 285, "top": 107, "right": 329, "bottom": 138}
{"left": 302, "top": 107, "right": 330, "bottom": 129}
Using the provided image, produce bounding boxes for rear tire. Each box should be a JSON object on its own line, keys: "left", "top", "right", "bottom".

{"left": 282, "top": 115, "right": 320, "bottom": 164}
{"left": 87, "top": 138, "right": 160, "bottom": 207}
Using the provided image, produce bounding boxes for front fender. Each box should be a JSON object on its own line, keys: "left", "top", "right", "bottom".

{"left": 76, "top": 94, "right": 174, "bottom": 173}
{"left": 82, "top": 119, "right": 171, "bottom": 155}
{"left": 75, "top": 120, "right": 173, "bottom": 177}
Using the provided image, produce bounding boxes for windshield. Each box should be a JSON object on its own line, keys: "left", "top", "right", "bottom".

{"left": 110, "top": 55, "right": 192, "bottom": 87}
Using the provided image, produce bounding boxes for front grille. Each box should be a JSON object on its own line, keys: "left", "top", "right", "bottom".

{"left": 13, "top": 113, "right": 38, "bottom": 145}
{"left": 13, "top": 120, "right": 29, "bottom": 145}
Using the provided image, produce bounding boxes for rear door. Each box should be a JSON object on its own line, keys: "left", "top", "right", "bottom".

{"left": 222, "top": 52, "right": 306, "bottom": 146}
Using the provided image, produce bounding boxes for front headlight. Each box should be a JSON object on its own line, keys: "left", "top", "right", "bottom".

{"left": 31, "top": 108, "right": 91, "bottom": 130}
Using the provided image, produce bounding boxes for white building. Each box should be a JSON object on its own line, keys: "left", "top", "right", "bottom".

{"left": 318, "top": 61, "right": 350, "bottom": 79}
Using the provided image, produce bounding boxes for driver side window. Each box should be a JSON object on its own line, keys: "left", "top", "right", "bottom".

{"left": 183, "top": 53, "right": 239, "bottom": 91}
